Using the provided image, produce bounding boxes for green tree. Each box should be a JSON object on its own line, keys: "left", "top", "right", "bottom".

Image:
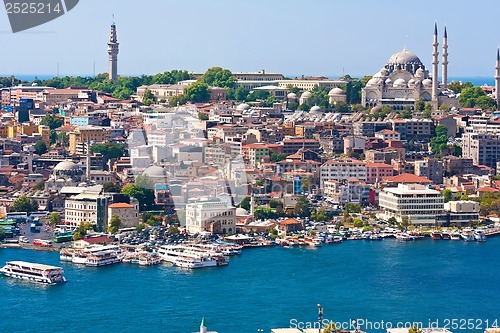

{"left": 399, "top": 106, "right": 412, "bottom": 119}
{"left": 401, "top": 215, "right": 410, "bottom": 230}
{"left": 239, "top": 196, "right": 251, "bottom": 210}
{"left": 422, "top": 102, "right": 432, "bottom": 118}
{"left": 122, "top": 175, "right": 155, "bottom": 211}
{"left": 33, "top": 181, "right": 45, "bottom": 191}
{"left": 198, "top": 112, "right": 209, "bottom": 121}
{"left": 361, "top": 75, "right": 373, "bottom": 87}
{"left": 49, "top": 130, "right": 57, "bottom": 145}
{"left": 270, "top": 152, "right": 288, "bottom": 162}
{"left": 13, "top": 196, "right": 38, "bottom": 213}
{"left": 387, "top": 217, "right": 397, "bottom": 225}
{"left": 353, "top": 219, "right": 364, "bottom": 227}
{"left": 40, "top": 114, "right": 63, "bottom": 129}
{"left": 136, "top": 223, "right": 146, "bottom": 233}
{"left": 294, "top": 196, "right": 311, "bottom": 217}
{"left": 142, "top": 89, "right": 156, "bottom": 106}
{"left": 49, "top": 212, "right": 61, "bottom": 226}
{"left": 108, "top": 214, "right": 122, "bottom": 234}
{"left": 167, "top": 225, "right": 180, "bottom": 236}
{"left": 447, "top": 81, "right": 473, "bottom": 94}
{"left": 103, "top": 182, "right": 122, "bottom": 193}
{"left": 415, "top": 97, "right": 425, "bottom": 112}
{"left": 200, "top": 67, "right": 236, "bottom": 89}
{"left": 442, "top": 189, "right": 453, "bottom": 203}
{"left": 234, "top": 86, "right": 248, "bottom": 101}
{"left": 72, "top": 230, "right": 83, "bottom": 241}
{"left": 57, "top": 132, "right": 69, "bottom": 147}
{"left": 430, "top": 124, "right": 449, "bottom": 155}
{"left": 91, "top": 142, "right": 126, "bottom": 160}
{"left": 184, "top": 81, "right": 210, "bottom": 102}
{"left": 34, "top": 140, "right": 48, "bottom": 155}
{"left": 269, "top": 199, "right": 281, "bottom": 209}
{"left": 459, "top": 86, "right": 494, "bottom": 109}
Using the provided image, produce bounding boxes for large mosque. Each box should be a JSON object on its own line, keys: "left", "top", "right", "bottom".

{"left": 362, "top": 24, "right": 450, "bottom": 111}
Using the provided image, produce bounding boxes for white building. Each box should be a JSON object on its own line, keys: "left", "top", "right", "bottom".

{"left": 64, "top": 193, "right": 109, "bottom": 231}
{"left": 185, "top": 199, "right": 236, "bottom": 235}
{"left": 444, "top": 200, "right": 480, "bottom": 226}
{"left": 320, "top": 159, "right": 367, "bottom": 187}
{"left": 379, "top": 184, "right": 444, "bottom": 225}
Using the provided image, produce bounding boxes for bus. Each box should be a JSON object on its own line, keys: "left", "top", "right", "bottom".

{"left": 6, "top": 212, "right": 28, "bottom": 223}
{"left": 53, "top": 231, "right": 74, "bottom": 243}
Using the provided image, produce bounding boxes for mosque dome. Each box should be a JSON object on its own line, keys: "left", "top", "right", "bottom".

{"left": 380, "top": 68, "right": 389, "bottom": 76}
{"left": 407, "top": 79, "right": 416, "bottom": 87}
{"left": 236, "top": 103, "right": 250, "bottom": 111}
{"left": 310, "top": 105, "right": 322, "bottom": 113}
{"left": 414, "top": 80, "right": 421, "bottom": 87}
{"left": 422, "top": 79, "right": 432, "bottom": 87}
{"left": 236, "top": 207, "right": 250, "bottom": 216}
{"left": 328, "top": 88, "right": 345, "bottom": 96}
{"left": 385, "top": 78, "right": 392, "bottom": 85}
{"left": 301, "top": 91, "right": 312, "bottom": 99}
{"left": 287, "top": 92, "right": 297, "bottom": 100}
{"left": 370, "top": 106, "right": 383, "bottom": 114}
{"left": 143, "top": 165, "right": 169, "bottom": 179}
{"left": 54, "top": 161, "right": 79, "bottom": 171}
{"left": 393, "top": 78, "right": 407, "bottom": 88}
{"left": 387, "top": 49, "right": 423, "bottom": 65}
{"left": 366, "top": 78, "right": 381, "bottom": 86}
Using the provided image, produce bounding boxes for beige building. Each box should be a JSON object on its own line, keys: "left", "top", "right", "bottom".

{"left": 379, "top": 183, "right": 444, "bottom": 225}
{"left": 69, "top": 125, "right": 110, "bottom": 155}
{"left": 185, "top": 199, "right": 236, "bottom": 235}
{"left": 320, "top": 159, "right": 367, "bottom": 187}
{"left": 444, "top": 200, "right": 479, "bottom": 226}
{"left": 462, "top": 132, "right": 500, "bottom": 168}
{"left": 108, "top": 202, "right": 139, "bottom": 228}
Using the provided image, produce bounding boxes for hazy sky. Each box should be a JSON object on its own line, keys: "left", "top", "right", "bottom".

{"left": 1, "top": 0, "right": 499, "bottom": 77}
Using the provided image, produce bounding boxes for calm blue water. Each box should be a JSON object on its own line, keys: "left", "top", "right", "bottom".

{"left": 1, "top": 238, "right": 499, "bottom": 333}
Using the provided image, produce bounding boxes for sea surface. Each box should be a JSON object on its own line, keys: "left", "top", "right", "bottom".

{"left": 1, "top": 238, "right": 499, "bottom": 333}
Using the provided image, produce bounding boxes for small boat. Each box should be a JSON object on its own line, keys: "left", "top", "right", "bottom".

{"left": 441, "top": 232, "right": 451, "bottom": 240}
{"left": 0, "top": 261, "right": 66, "bottom": 285}
{"left": 430, "top": 230, "right": 442, "bottom": 240}
{"left": 450, "top": 231, "right": 461, "bottom": 240}
{"left": 395, "top": 233, "right": 411, "bottom": 241}
{"left": 474, "top": 231, "right": 486, "bottom": 242}
{"left": 461, "top": 230, "right": 475, "bottom": 242}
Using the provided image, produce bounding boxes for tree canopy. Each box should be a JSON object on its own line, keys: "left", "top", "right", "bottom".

{"left": 459, "top": 86, "right": 496, "bottom": 109}
{"left": 40, "top": 114, "right": 63, "bottom": 129}
{"left": 108, "top": 214, "right": 122, "bottom": 234}
{"left": 200, "top": 67, "right": 236, "bottom": 89}
{"left": 91, "top": 142, "right": 126, "bottom": 160}
{"left": 430, "top": 124, "right": 449, "bottom": 155}
{"left": 34, "top": 140, "right": 48, "bottom": 155}
{"left": 184, "top": 82, "right": 210, "bottom": 102}
{"left": 447, "top": 81, "right": 473, "bottom": 94}
{"left": 13, "top": 196, "right": 38, "bottom": 213}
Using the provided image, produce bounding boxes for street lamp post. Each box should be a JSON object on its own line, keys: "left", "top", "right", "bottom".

{"left": 318, "top": 304, "right": 324, "bottom": 333}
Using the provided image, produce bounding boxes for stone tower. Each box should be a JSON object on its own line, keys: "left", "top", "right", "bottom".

{"left": 496, "top": 48, "right": 500, "bottom": 106}
{"left": 432, "top": 23, "right": 439, "bottom": 110}
{"left": 442, "top": 26, "right": 448, "bottom": 88}
{"left": 107, "top": 20, "right": 119, "bottom": 81}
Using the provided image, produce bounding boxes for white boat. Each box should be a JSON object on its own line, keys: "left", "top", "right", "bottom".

{"left": 0, "top": 261, "right": 66, "bottom": 285}
{"left": 474, "top": 231, "right": 486, "bottom": 242}
{"left": 395, "top": 233, "right": 412, "bottom": 241}
{"left": 461, "top": 229, "right": 475, "bottom": 242}
{"left": 157, "top": 245, "right": 226, "bottom": 268}
{"left": 85, "top": 250, "right": 121, "bottom": 267}
{"left": 450, "top": 231, "right": 461, "bottom": 240}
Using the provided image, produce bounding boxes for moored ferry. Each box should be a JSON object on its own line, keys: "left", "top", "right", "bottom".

{"left": 85, "top": 250, "right": 121, "bottom": 267}
{"left": 0, "top": 261, "right": 66, "bottom": 285}
{"left": 157, "top": 245, "right": 227, "bottom": 269}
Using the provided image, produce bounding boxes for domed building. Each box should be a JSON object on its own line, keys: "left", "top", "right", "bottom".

{"left": 45, "top": 160, "right": 84, "bottom": 191}
{"left": 299, "top": 91, "right": 312, "bottom": 105}
{"left": 328, "top": 87, "right": 347, "bottom": 105}
{"left": 362, "top": 25, "right": 456, "bottom": 112}
{"left": 362, "top": 48, "right": 433, "bottom": 110}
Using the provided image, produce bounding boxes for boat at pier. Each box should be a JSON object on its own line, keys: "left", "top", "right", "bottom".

{"left": 0, "top": 261, "right": 66, "bottom": 285}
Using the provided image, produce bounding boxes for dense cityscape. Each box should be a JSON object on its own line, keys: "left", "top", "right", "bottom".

{"left": 1, "top": 17, "right": 500, "bottom": 333}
